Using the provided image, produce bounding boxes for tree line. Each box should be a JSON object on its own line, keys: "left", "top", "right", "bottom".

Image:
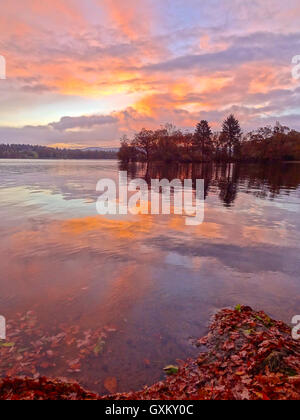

{"left": 118, "top": 115, "right": 300, "bottom": 163}
{"left": 0, "top": 144, "right": 118, "bottom": 160}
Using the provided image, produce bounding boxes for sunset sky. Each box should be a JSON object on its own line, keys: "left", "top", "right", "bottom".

{"left": 0, "top": 0, "right": 300, "bottom": 148}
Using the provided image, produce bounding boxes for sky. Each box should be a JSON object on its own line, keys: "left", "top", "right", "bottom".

{"left": 0, "top": 0, "right": 300, "bottom": 148}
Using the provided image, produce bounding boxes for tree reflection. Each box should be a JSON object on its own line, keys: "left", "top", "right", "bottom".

{"left": 119, "top": 161, "right": 300, "bottom": 208}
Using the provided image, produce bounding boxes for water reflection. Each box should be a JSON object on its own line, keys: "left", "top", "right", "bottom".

{"left": 120, "top": 161, "right": 300, "bottom": 208}
{"left": 0, "top": 160, "right": 299, "bottom": 394}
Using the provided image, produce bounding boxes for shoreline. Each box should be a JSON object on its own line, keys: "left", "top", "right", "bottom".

{"left": 1, "top": 306, "right": 299, "bottom": 400}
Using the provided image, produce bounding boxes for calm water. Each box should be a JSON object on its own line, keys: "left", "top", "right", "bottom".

{"left": 0, "top": 159, "right": 300, "bottom": 393}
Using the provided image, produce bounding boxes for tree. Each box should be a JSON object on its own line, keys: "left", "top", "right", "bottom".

{"left": 155, "top": 128, "right": 179, "bottom": 162}
{"left": 118, "top": 135, "right": 132, "bottom": 162}
{"left": 193, "top": 120, "right": 212, "bottom": 159}
{"left": 181, "top": 132, "right": 194, "bottom": 159}
{"left": 273, "top": 121, "right": 290, "bottom": 136}
{"left": 211, "top": 132, "right": 222, "bottom": 161}
{"left": 221, "top": 115, "right": 242, "bottom": 160}
{"left": 246, "top": 126, "right": 273, "bottom": 143}
{"left": 133, "top": 129, "right": 156, "bottom": 162}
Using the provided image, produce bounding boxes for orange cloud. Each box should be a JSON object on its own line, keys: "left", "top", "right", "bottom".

{"left": 1, "top": 0, "right": 300, "bottom": 143}
{"left": 248, "top": 65, "right": 292, "bottom": 94}
{"left": 100, "top": 0, "right": 153, "bottom": 40}
{"left": 61, "top": 215, "right": 153, "bottom": 240}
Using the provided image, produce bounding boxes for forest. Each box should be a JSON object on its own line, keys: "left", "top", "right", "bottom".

{"left": 118, "top": 115, "right": 300, "bottom": 163}
{"left": 1, "top": 116, "right": 300, "bottom": 163}
{"left": 0, "top": 144, "right": 118, "bottom": 160}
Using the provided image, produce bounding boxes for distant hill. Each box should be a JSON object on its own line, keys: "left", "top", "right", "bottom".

{"left": 82, "top": 147, "right": 120, "bottom": 152}
{"left": 0, "top": 144, "right": 118, "bottom": 160}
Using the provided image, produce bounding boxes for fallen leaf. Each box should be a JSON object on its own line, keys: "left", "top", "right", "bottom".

{"left": 0, "top": 342, "right": 15, "bottom": 348}
{"left": 163, "top": 365, "right": 179, "bottom": 375}
{"left": 94, "top": 339, "right": 105, "bottom": 356}
{"left": 104, "top": 377, "right": 117, "bottom": 394}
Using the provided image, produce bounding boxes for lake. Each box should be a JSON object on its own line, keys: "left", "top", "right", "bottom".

{"left": 0, "top": 159, "right": 299, "bottom": 394}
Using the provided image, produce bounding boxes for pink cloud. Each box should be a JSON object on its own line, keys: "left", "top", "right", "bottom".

{"left": 0, "top": 0, "right": 299, "bottom": 147}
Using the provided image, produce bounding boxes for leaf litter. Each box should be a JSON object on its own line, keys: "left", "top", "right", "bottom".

{"left": 0, "top": 310, "right": 116, "bottom": 392}
{"left": 0, "top": 306, "right": 299, "bottom": 400}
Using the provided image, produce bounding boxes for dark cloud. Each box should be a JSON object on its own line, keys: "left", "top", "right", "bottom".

{"left": 22, "top": 84, "right": 56, "bottom": 93}
{"left": 49, "top": 114, "right": 118, "bottom": 131}
{"left": 141, "top": 32, "right": 300, "bottom": 73}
